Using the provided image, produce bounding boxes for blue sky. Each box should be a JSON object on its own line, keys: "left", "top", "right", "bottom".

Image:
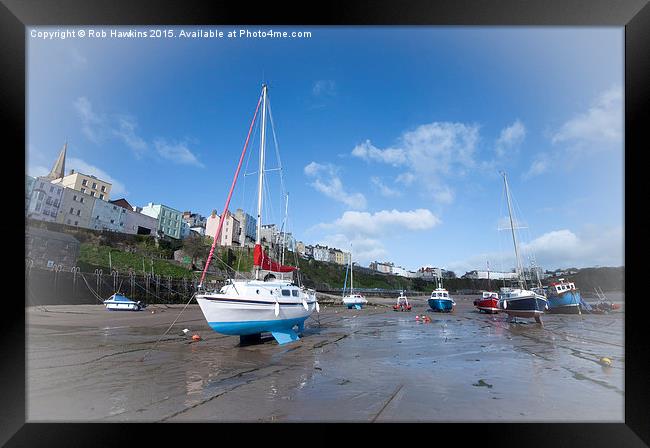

{"left": 26, "top": 26, "right": 624, "bottom": 274}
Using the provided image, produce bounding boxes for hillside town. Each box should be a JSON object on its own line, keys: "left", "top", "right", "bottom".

{"left": 26, "top": 143, "right": 554, "bottom": 282}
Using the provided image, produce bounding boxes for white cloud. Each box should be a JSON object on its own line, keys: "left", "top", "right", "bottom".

{"left": 67, "top": 157, "right": 127, "bottom": 195}
{"left": 27, "top": 165, "right": 49, "bottom": 178}
{"left": 312, "top": 80, "right": 337, "bottom": 97}
{"left": 371, "top": 177, "right": 401, "bottom": 198}
{"left": 446, "top": 226, "right": 623, "bottom": 275}
{"left": 351, "top": 121, "right": 480, "bottom": 203}
{"left": 304, "top": 162, "right": 367, "bottom": 209}
{"left": 314, "top": 208, "right": 441, "bottom": 266}
{"left": 551, "top": 85, "right": 623, "bottom": 148}
{"left": 113, "top": 116, "right": 147, "bottom": 156}
{"left": 319, "top": 234, "right": 388, "bottom": 263}
{"left": 352, "top": 140, "right": 407, "bottom": 166}
{"left": 74, "top": 96, "right": 108, "bottom": 143}
{"left": 321, "top": 208, "right": 441, "bottom": 237}
{"left": 153, "top": 139, "right": 204, "bottom": 168}
{"left": 495, "top": 120, "right": 526, "bottom": 158}
{"left": 523, "top": 155, "right": 550, "bottom": 179}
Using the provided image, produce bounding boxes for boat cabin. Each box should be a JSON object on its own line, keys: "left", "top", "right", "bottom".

{"left": 482, "top": 291, "right": 499, "bottom": 299}
{"left": 549, "top": 279, "right": 576, "bottom": 294}
{"left": 431, "top": 290, "right": 449, "bottom": 298}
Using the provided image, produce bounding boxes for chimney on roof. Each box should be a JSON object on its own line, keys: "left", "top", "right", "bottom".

{"left": 69, "top": 169, "right": 75, "bottom": 175}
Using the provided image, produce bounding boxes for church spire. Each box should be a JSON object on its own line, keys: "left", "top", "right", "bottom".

{"left": 46, "top": 141, "right": 67, "bottom": 180}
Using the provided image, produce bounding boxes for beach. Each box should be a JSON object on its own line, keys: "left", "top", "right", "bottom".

{"left": 26, "top": 295, "right": 624, "bottom": 422}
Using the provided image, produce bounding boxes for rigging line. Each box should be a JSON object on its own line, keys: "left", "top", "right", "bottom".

{"left": 266, "top": 93, "right": 286, "bottom": 200}
{"left": 200, "top": 90, "right": 263, "bottom": 288}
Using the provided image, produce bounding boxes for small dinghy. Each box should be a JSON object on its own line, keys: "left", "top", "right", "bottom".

{"left": 393, "top": 292, "right": 412, "bottom": 311}
{"left": 104, "top": 293, "right": 146, "bottom": 311}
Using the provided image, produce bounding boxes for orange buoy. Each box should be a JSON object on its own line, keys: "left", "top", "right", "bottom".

{"left": 192, "top": 334, "right": 201, "bottom": 341}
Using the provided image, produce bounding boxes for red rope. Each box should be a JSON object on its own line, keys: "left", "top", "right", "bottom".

{"left": 199, "top": 91, "right": 263, "bottom": 287}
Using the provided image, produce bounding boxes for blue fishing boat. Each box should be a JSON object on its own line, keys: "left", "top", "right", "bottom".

{"left": 546, "top": 279, "right": 582, "bottom": 314}
{"left": 428, "top": 279, "right": 455, "bottom": 312}
{"left": 104, "top": 293, "right": 145, "bottom": 311}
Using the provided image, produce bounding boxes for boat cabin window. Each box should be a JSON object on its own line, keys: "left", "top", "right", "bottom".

{"left": 282, "top": 289, "right": 291, "bottom": 296}
{"left": 292, "top": 290, "right": 299, "bottom": 297}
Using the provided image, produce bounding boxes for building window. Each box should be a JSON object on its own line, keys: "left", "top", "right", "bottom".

{"left": 92, "top": 182, "right": 97, "bottom": 189}
{"left": 76, "top": 210, "right": 81, "bottom": 216}
{"left": 67, "top": 219, "right": 71, "bottom": 224}
{"left": 110, "top": 219, "right": 114, "bottom": 224}
{"left": 49, "top": 186, "right": 54, "bottom": 193}
{"left": 80, "top": 197, "right": 84, "bottom": 203}
{"left": 70, "top": 207, "right": 74, "bottom": 214}
{"left": 74, "top": 221, "right": 78, "bottom": 226}
{"left": 81, "top": 188, "right": 86, "bottom": 193}
{"left": 101, "top": 186, "right": 106, "bottom": 192}
{"left": 73, "top": 195, "right": 77, "bottom": 201}
{"left": 99, "top": 194, "right": 104, "bottom": 200}
{"left": 82, "top": 179, "right": 87, "bottom": 186}
{"left": 90, "top": 192, "right": 95, "bottom": 197}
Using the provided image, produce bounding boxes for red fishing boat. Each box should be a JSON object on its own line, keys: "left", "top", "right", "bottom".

{"left": 473, "top": 261, "right": 500, "bottom": 313}
{"left": 474, "top": 291, "right": 500, "bottom": 313}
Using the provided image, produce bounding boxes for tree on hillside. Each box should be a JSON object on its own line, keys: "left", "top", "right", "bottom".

{"left": 182, "top": 234, "right": 209, "bottom": 270}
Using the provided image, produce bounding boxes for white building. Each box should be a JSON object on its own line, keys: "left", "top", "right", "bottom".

{"left": 312, "top": 244, "right": 329, "bottom": 262}
{"left": 463, "top": 270, "right": 519, "bottom": 280}
{"left": 417, "top": 266, "right": 442, "bottom": 279}
{"left": 392, "top": 266, "right": 417, "bottom": 278}
{"left": 190, "top": 226, "right": 205, "bottom": 236}
{"left": 26, "top": 178, "right": 65, "bottom": 223}
{"left": 110, "top": 199, "right": 158, "bottom": 236}
{"left": 90, "top": 198, "right": 127, "bottom": 232}
{"left": 370, "top": 261, "right": 393, "bottom": 274}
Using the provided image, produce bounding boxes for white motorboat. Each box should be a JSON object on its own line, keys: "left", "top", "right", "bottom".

{"left": 104, "top": 293, "right": 145, "bottom": 311}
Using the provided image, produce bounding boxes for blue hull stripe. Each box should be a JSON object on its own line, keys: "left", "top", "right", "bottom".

{"left": 202, "top": 297, "right": 313, "bottom": 306}
{"left": 428, "top": 299, "right": 454, "bottom": 312}
{"left": 208, "top": 317, "right": 309, "bottom": 336}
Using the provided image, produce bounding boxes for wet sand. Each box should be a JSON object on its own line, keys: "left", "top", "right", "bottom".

{"left": 26, "top": 296, "right": 624, "bottom": 422}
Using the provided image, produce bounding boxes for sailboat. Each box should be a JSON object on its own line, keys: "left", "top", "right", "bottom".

{"left": 195, "top": 84, "right": 318, "bottom": 345}
{"left": 473, "top": 261, "right": 499, "bottom": 313}
{"left": 497, "top": 171, "right": 548, "bottom": 323}
{"left": 342, "top": 249, "right": 367, "bottom": 309}
{"left": 428, "top": 276, "right": 456, "bottom": 312}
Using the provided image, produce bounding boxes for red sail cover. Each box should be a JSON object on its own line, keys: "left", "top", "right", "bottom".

{"left": 253, "top": 244, "right": 297, "bottom": 272}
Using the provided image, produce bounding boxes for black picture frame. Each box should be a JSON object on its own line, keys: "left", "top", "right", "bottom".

{"left": 5, "top": 0, "right": 648, "bottom": 445}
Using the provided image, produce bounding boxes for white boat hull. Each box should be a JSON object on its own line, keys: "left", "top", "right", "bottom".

{"left": 195, "top": 281, "right": 317, "bottom": 343}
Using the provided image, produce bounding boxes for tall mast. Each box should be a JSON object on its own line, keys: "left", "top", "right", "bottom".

{"left": 281, "top": 193, "right": 288, "bottom": 267}
{"left": 502, "top": 171, "right": 526, "bottom": 289}
{"left": 487, "top": 260, "right": 491, "bottom": 290}
{"left": 255, "top": 84, "right": 268, "bottom": 281}
{"left": 350, "top": 247, "right": 353, "bottom": 293}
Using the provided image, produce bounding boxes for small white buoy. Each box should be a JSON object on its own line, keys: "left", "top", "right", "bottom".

{"left": 274, "top": 301, "right": 280, "bottom": 317}
{"left": 302, "top": 299, "right": 308, "bottom": 310}
{"left": 315, "top": 302, "right": 320, "bottom": 313}
{"left": 182, "top": 328, "right": 190, "bottom": 334}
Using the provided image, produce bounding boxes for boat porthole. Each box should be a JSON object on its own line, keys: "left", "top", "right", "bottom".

{"left": 256, "top": 290, "right": 259, "bottom": 294}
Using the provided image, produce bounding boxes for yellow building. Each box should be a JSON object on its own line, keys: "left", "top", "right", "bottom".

{"left": 52, "top": 170, "right": 112, "bottom": 201}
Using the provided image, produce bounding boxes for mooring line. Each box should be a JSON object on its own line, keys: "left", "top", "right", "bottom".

{"left": 140, "top": 292, "right": 197, "bottom": 362}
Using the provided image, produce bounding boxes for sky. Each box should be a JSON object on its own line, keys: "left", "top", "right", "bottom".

{"left": 26, "top": 26, "right": 624, "bottom": 274}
